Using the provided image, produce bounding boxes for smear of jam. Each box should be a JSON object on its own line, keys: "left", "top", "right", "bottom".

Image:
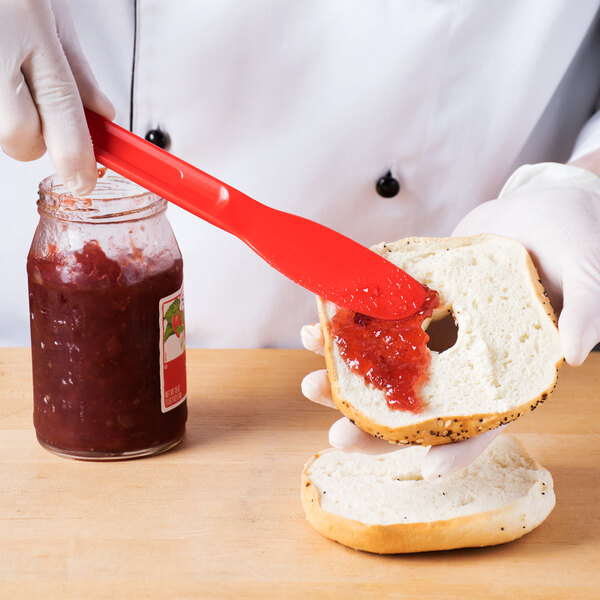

{"left": 28, "top": 241, "right": 186, "bottom": 454}
{"left": 56, "top": 168, "right": 107, "bottom": 210}
{"left": 329, "top": 287, "right": 440, "bottom": 412}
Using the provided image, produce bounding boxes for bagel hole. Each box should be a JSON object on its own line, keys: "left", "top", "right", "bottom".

{"left": 426, "top": 312, "right": 458, "bottom": 353}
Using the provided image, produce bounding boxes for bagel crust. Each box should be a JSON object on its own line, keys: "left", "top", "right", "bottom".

{"left": 318, "top": 235, "right": 564, "bottom": 446}
{"left": 301, "top": 436, "right": 555, "bottom": 554}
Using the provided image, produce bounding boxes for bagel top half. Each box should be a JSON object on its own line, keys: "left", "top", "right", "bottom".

{"left": 317, "top": 234, "right": 564, "bottom": 446}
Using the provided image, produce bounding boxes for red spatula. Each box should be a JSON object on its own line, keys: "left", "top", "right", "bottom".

{"left": 84, "top": 109, "right": 426, "bottom": 320}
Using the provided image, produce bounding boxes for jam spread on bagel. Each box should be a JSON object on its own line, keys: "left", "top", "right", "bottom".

{"left": 329, "top": 287, "right": 440, "bottom": 412}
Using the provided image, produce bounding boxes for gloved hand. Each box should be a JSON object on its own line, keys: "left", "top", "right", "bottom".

{"left": 0, "top": 0, "right": 115, "bottom": 195}
{"left": 300, "top": 323, "right": 506, "bottom": 480}
{"left": 454, "top": 161, "right": 600, "bottom": 367}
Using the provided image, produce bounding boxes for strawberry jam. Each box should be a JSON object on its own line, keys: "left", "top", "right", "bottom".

{"left": 329, "top": 287, "right": 440, "bottom": 412}
{"left": 28, "top": 241, "right": 187, "bottom": 458}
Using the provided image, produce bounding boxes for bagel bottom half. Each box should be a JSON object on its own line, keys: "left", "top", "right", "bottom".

{"left": 301, "top": 435, "right": 555, "bottom": 554}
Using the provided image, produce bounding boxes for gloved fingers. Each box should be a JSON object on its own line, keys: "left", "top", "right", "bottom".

{"left": 558, "top": 277, "right": 600, "bottom": 366}
{"left": 301, "top": 369, "right": 335, "bottom": 408}
{"left": 421, "top": 425, "right": 507, "bottom": 481}
{"left": 329, "top": 417, "right": 402, "bottom": 454}
{"left": 300, "top": 323, "right": 325, "bottom": 355}
{"left": 51, "top": 0, "right": 115, "bottom": 119}
{"left": 23, "top": 7, "right": 97, "bottom": 196}
{"left": 0, "top": 68, "right": 46, "bottom": 161}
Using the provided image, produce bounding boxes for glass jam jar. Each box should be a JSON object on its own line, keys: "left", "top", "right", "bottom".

{"left": 27, "top": 171, "right": 187, "bottom": 460}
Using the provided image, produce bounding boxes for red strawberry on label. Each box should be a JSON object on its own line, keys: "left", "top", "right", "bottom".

{"left": 172, "top": 312, "right": 183, "bottom": 337}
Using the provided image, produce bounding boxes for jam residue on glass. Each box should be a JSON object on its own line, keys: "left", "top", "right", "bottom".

{"left": 28, "top": 240, "right": 186, "bottom": 455}
{"left": 329, "top": 287, "right": 440, "bottom": 412}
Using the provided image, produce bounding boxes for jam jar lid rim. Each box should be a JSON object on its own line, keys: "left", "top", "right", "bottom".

{"left": 38, "top": 173, "right": 167, "bottom": 222}
{"left": 39, "top": 172, "right": 159, "bottom": 203}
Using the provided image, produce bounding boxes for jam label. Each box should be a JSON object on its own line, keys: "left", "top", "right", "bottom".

{"left": 159, "top": 285, "right": 187, "bottom": 412}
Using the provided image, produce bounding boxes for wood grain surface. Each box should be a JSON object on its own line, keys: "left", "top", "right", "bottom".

{"left": 0, "top": 348, "right": 598, "bottom": 600}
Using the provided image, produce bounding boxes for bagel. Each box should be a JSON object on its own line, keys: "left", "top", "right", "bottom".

{"left": 301, "top": 435, "right": 555, "bottom": 553}
{"left": 317, "top": 235, "right": 563, "bottom": 446}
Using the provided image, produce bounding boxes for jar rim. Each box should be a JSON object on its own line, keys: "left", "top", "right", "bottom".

{"left": 38, "top": 171, "right": 167, "bottom": 223}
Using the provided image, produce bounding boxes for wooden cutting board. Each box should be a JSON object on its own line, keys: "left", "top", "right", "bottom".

{"left": 0, "top": 348, "right": 598, "bottom": 599}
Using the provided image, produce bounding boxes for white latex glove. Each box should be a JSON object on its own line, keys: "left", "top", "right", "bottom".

{"left": 454, "top": 162, "right": 600, "bottom": 367}
{"left": 0, "top": 0, "right": 115, "bottom": 194}
{"left": 300, "top": 324, "right": 506, "bottom": 480}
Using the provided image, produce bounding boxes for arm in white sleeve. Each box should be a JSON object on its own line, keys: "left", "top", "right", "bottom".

{"left": 569, "top": 106, "right": 600, "bottom": 176}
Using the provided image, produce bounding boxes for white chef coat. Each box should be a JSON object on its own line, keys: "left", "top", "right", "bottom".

{"left": 2, "top": 0, "right": 600, "bottom": 347}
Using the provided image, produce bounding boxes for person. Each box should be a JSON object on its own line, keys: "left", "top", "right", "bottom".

{"left": 2, "top": 0, "right": 600, "bottom": 475}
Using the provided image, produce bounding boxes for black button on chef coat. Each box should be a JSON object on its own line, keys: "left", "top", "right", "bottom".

{"left": 376, "top": 171, "right": 400, "bottom": 198}
{"left": 145, "top": 128, "right": 169, "bottom": 149}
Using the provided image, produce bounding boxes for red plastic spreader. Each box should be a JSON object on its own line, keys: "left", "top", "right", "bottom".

{"left": 85, "top": 109, "right": 426, "bottom": 320}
